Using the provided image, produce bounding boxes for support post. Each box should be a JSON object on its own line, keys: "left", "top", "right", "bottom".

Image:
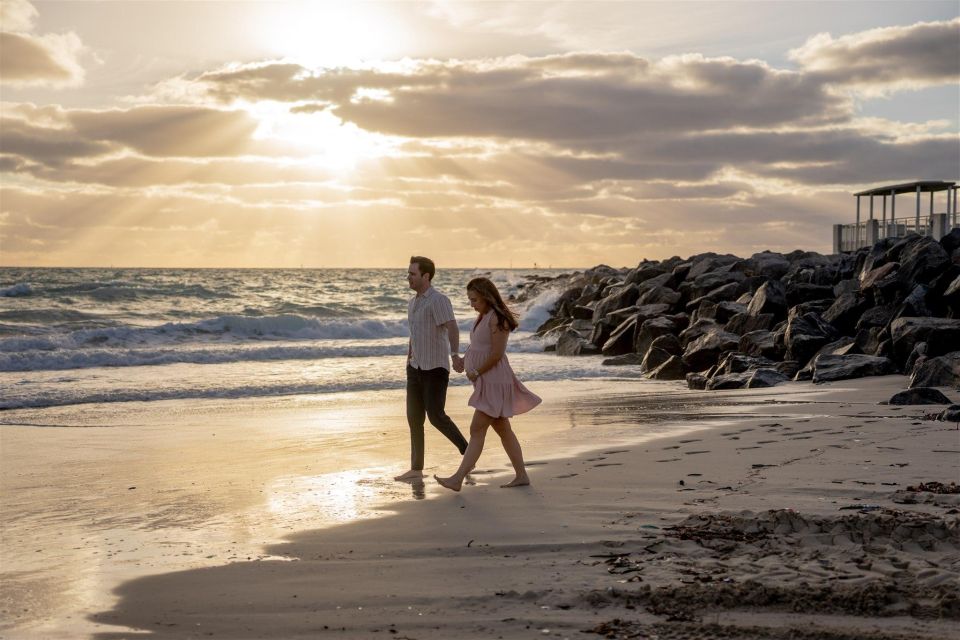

{"left": 931, "top": 214, "right": 949, "bottom": 241}
{"left": 916, "top": 185, "right": 921, "bottom": 235}
{"left": 952, "top": 187, "right": 957, "bottom": 228}
{"left": 865, "top": 219, "right": 879, "bottom": 246}
{"left": 881, "top": 195, "right": 887, "bottom": 239}
{"left": 833, "top": 224, "right": 844, "bottom": 254}
{"left": 953, "top": 187, "right": 958, "bottom": 226}
{"left": 856, "top": 195, "right": 861, "bottom": 248}
{"left": 891, "top": 190, "right": 896, "bottom": 239}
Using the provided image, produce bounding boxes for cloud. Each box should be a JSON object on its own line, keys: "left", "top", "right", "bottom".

{"left": 191, "top": 54, "right": 848, "bottom": 144}
{"left": 0, "top": 114, "right": 113, "bottom": 166}
{"left": 0, "top": 1, "right": 85, "bottom": 88}
{"left": 0, "top": 104, "right": 275, "bottom": 165}
{"left": 0, "top": 0, "right": 38, "bottom": 31}
{"left": 790, "top": 18, "right": 960, "bottom": 94}
{"left": 67, "top": 106, "right": 262, "bottom": 157}
{"left": 3, "top": 16, "right": 958, "bottom": 268}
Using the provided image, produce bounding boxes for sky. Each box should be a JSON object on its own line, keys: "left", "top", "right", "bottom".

{"left": 1, "top": 0, "right": 958, "bottom": 268}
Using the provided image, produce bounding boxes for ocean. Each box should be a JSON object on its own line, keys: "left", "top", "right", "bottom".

{"left": 0, "top": 267, "right": 641, "bottom": 410}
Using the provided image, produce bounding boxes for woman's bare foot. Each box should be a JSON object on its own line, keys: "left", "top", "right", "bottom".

{"left": 500, "top": 475, "right": 530, "bottom": 488}
{"left": 434, "top": 474, "right": 462, "bottom": 492}
{"left": 394, "top": 470, "right": 425, "bottom": 481}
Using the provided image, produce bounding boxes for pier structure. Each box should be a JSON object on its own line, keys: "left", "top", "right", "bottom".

{"left": 833, "top": 180, "right": 958, "bottom": 253}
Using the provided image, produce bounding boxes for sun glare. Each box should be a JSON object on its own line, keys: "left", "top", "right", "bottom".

{"left": 247, "top": 100, "right": 392, "bottom": 171}
{"left": 254, "top": 3, "right": 397, "bottom": 67}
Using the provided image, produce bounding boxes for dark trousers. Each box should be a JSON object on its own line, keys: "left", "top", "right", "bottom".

{"left": 406, "top": 365, "right": 468, "bottom": 470}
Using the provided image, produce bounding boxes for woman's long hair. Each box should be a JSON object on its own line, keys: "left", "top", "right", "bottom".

{"left": 467, "top": 277, "right": 518, "bottom": 332}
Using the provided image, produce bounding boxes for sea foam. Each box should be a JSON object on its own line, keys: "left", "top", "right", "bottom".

{"left": 1, "top": 283, "right": 33, "bottom": 297}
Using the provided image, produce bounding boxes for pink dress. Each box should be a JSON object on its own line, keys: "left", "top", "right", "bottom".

{"left": 465, "top": 311, "right": 542, "bottom": 418}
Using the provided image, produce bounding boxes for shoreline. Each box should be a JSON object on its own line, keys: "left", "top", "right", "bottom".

{"left": 3, "top": 375, "right": 957, "bottom": 639}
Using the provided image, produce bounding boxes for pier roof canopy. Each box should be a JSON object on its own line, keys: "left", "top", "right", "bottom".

{"left": 854, "top": 180, "right": 956, "bottom": 197}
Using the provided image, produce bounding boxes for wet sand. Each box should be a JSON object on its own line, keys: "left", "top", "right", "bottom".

{"left": 2, "top": 376, "right": 958, "bottom": 639}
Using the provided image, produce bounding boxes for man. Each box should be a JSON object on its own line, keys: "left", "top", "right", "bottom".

{"left": 394, "top": 256, "right": 469, "bottom": 481}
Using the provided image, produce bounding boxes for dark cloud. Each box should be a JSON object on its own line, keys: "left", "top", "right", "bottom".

{"left": 0, "top": 155, "right": 26, "bottom": 172}
{"left": 792, "top": 18, "right": 960, "bottom": 89}
{"left": 639, "top": 129, "right": 958, "bottom": 185}
{"left": 0, "top": 116, "right": 113, "bottom": 166}
{"left": 68, "top": 106, "right": 260, "bottom": 157}
{"left": 196, "top": 62, "right": 439, "bottom": 104}
{"left": 0, "top": 0, "right": 85, "bottom": 89}
{"left": 192, "top": 55, "right": 847, "bottom": 143}
{"left": 756, "top": 135, "right": 960, "bottom": 185}
{"left": 12, "top": 155, "right": 335, "bottom": 188}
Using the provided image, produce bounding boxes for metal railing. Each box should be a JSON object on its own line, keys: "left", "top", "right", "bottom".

{"left": 834, "top": 213, "right": 954, "bottom": 253}
{"left": 880, "top": 215, "right": 931, "bottom": 239}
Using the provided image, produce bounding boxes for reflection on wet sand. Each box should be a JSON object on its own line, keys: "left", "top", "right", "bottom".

{"left": 2, "top": 380, "right": 730, "bottom": 638}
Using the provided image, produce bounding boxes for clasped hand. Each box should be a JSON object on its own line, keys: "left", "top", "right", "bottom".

{"left": 451, "top": 354, "right": 465, "bottom": 373}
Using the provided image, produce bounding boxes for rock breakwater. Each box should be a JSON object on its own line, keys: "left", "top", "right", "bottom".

{"left": 521, "top": 230, "right": 960, "bottom": 393}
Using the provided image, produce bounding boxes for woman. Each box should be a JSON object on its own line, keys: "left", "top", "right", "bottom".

{"left": 435, "top": 277, "right": 541, "bottom": 491}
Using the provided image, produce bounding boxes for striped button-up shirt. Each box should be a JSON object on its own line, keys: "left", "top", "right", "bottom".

{"left": 408, "top": 286, "right": 456, "bottom": 371}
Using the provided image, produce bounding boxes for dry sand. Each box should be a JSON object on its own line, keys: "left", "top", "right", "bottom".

{"left": 2, "top": 376, "right": 958, "bottom": 639}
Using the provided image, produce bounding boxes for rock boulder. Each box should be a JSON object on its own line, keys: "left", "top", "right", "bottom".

{"left": 888, "top": 387, "right": 954, "bottom": 405}
{"left": 909, "top": 351, "right": 960, "bottom": 389}
{"left": 890, "top": 317, "right": 960, "bottom": 367}
{"left": 811, "top": 354, "right": 895, "bottom": 383}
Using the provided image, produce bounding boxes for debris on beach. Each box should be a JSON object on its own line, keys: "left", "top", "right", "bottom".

{"left": 576, "top": 507, "right": 960, "bottom": 634}
{"left": 905, "top": 481, "right": 960, "bottom": 494}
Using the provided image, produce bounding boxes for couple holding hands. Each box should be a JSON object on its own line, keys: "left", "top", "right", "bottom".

{"left": 395, "top": 256, "right": 541, "bottom": 492}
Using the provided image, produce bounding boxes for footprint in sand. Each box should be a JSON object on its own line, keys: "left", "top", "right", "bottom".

{"left": 736, "top": 446, "right": 761, "bottom": 450}
{"left": 594, "top": 463, "right": 622, "bottom": 467}
{"left": 657, "top": 458, "right": 681, "bottom": 462}
{"left": 586, "top": 457, "right": 606, "bottom": 462}
{"left": 679, "top": 439, "right": 702, "bottom": 443}
{"left": 603, "top": 449, "right": 630, "bottom": 455}
{"left": 524, "top": 461, "right": 549, "bottom": 466}
{"left": 684, "top": 450, "right": 710, "bottom": 455}
{"left": 757, "top": 440, "right": 779, "bottom": 444}
{"left": 554, "top": 473, "right": 579, "bottom": 479}
{"left": 662, "top": 445, "right": 680, "bottom": 450}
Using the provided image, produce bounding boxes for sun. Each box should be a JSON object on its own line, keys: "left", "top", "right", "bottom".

{"left": 252, "top": 2, "right": 399, "bottom": 68}
{"left": 245, "top": 100, "right": 394, "bottom": 171}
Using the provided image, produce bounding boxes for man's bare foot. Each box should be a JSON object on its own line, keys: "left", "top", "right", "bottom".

{"left": 500, "top": 475, "right": 530, "bottom": 488}
{"left": 434, "top": 474, "right": 462, "bottom": 492}
{"left": 394, "top": 470, "right": 425, "bottom": 481}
